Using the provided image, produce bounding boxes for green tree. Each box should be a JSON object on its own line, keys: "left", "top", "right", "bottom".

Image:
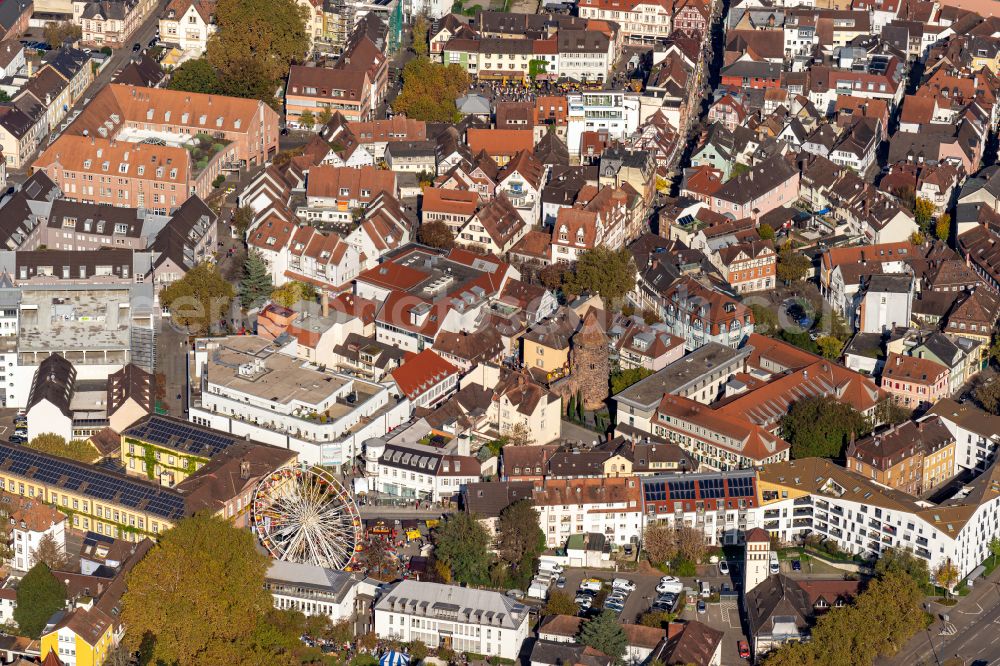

{"left": 317, "top": 107, "right": 333, "bottom": 126}
{"left": 232, "top": 204, "right": 254, "bottom": 235}
{"left": 15, "top": 562, "right": 66, "bottom": 639}
{"left": 433, "top": 513, "right": 493, "bottom": 586}
{"left": 579, "top": 611, "right": 627, "bottom": 664}
{"left": 914, "top": 197, "right": 935, "bottom": 230}
{"left": 935, "top": 213, "right": 951, "bottom": 243}
{"left": 270, "top": 281, "right": 317, "bottom": 308}
{"left": 991, "top": 537, "right": 1000, "bottom": 567}
{"left": 26, "top": 433, "right": 99, "bottom": 462}
{"left": 159, "top": 262, "right": 235, "bottom": 336}
{"left": 412, "top": 15, "right": 430, "bottom": 57}
{"left": 758, "top": 223, "right": 775, "bottom": 240}
{"left": 417, "top": 220, "right": 456, "bottom": 250}
{"left": 544, "top": 590, "right": 578, "bottom": 616}
{"left": 394, "top": 58, "right": 470, "bottom": 122}
{"left": 238, "top": 251, "right": 272, "bottom": 309}
{"left": 815, "top": 335, "right": 843, "bottom": 360}
{"left": 207, "top": 0, "right": 307, "bottom": 85}
{"left": 121, "top": 513, "right": 276, "bottom": 664}
{"left": 576, "top": 389, "right": 584, "bottom": 421}
{"left": 168, "top": 58, "right": 221, "bottom": 94}
{"left": 361, "top": 537, "right": 395, "bottom": 581}
{"left": 539, "top": 264, "right": 566, "bottom": 291}
{"left": 776, "top": 244, "right": 811, "bottom": 283}
{"left": 750, "top": 303, "right": 778, "bottom": 335}
{"left": 409, "top": 640, "right": 428, "bottom": 662}
{"left": 496, "top": 500, "right": 545, "bottom": 588}
{"left": 215, "top": 56, "right": 279, "bottom": 105}
{"left": 610, "top": 367, "right": 653, "bottom": 395}
{"left": 874, "top": 547, "right": 930, "bottom": 590}
{"left": 299, "top": 110, "right": 315, "bottom": 130}
{"left": 567, "top": 393, "right": 576, "bottom": 420}
{"left": 780, "top": 396, "right": 871, "bottom": 459}
{"left": 562, "top": 247, "right": 637, "bottom": 305}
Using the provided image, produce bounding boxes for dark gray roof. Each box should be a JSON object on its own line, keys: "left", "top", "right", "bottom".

{"left": 27, "top": 353, "right": 76, "bottom": 417}
{"left": 462, "top": 480, "right": 534, "bottom": 517}
{"left": 47, "top": 200, "right": 143, "bottom": 237}
{"left": 112, "top": 53, "right": 166, "bottom": 87}
{"left": 744, "top": 574, "right": 811, "bottom": 638}
{"left": 151, "top": 195, "right": 216, "bottom": 272}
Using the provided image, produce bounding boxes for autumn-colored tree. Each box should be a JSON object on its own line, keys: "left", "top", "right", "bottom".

{"left": 935, "top": 214, "right": 951, "bottom": 243}
{"left": 43, "top": 21, "right": 81, "bottom": 47}
{"left": 934, "top": 559, "right": 959, "bottom": 596}
{"left": 394, "top": 58, "right": 470, "bottom": 122}
{"left": 206, "top": 0, "right": 307, "bottom": 84}
{"left": 412, "top": 15, "right": 430, "bottom": 56}
{"left": 31, "top": 533, "right": 71, "bottom": 571}
{"left": 270, "top": 281, "right": 318, "bottom": 309}
{"left": 642, "top": 523, "right": 677, "bottom": 564}
{"left": 121, "top": 513, "right": 277, "bottom": 663}
{"left": 417, "top": 220, "right": 456, "bottom": 250}
{"left": 544, "top": 590, "right": 578, "bottom": 616}
{"left": 758, "top": 223, "right": 776, "bottom": 240}
{"left": 914, "top": 197, "right": 935, "bottom": 230}
{"left": 27, "top": 433, "right": 99, "bottom": 463}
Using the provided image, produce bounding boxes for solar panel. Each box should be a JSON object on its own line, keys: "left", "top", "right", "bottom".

{"left": 644, "top": 480, "right": 667, "bottom": 502}
{"left": 698, "top": 477, "right": 725, "bottom": 499}
{"left": 668, "top": 479, "right": 696, "bottom": 500}
{"left": 727, "top": 475, "right": 755, "bottom": 497}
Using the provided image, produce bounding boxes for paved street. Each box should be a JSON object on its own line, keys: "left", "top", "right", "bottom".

{"left": 883, "top": 567, "right": 1000, "bottom": 666}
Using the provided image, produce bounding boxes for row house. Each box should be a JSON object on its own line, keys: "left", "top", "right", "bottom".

{"left": 532, "top": 476, "right": 644, "bottom": 548}
{"left": 652, "top": 394, "right": 791, "bottom": 471}
{"left": 74, "top": 0, "right": 157, "bottom": 47}
{"left": 807, "top": 62, "right": 906, "bottom": 115}
{"left": 607, "top": 314, "right": 685, "bottom": 372}
{"left": 496, "top": 150, "right": 545, "bottom": 225}
{"left": 556, "top": 28, "right": 615, "bottom": 83}
{"left": 640, "top": 469, "right": 759, "bottom": 546}
{"left": 458, "top": 194, "right": 527, "bottom": 255}
{"left": 421, "top": 186, "right": 479, "bottom": 235}
{"left": 846, "top": 417, "right": 956, "bottom": 497}
{"left": 659, "top": 275, "right": 755, "bottom": 351}
{"left": 286, "top": 66, "right": 373, "bottom": 126}
{"left": 299, "top": 165, "right": 397, "bottom": 224}
{"left": 577, "top": 0, "right": 673, "bottom": 44}
{"left": 709, "top": 154, "right": 800, "bottom": 221}
{"left": 880, "top": 352, "right": 950, "bottom": 411}
{"left": 711, "top": 239, "right": 777, "bottom": 294}
{"left": 159, "top": 0, "right": 216, "bottom": 56}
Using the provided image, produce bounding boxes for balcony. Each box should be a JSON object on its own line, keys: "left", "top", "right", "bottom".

{"left": 882, "top": 525, "right": 896, "bottom": 536}
{"left": 916, "top": 536, "right": 928, "bottom": 547}
{"left": 868, "top": 520, "right": 881, "bottom": 530}
{"left": 792, "top": 518, "right": 812, "bottom": 528}
{"left": 916, "top": 548, "right": 931, "bottom": 559}
{"left": 815, "top": 500, "right": 829, "bottom": 511}
{"left": 764, "top": 520, "right": 779, "bottom": 531}
{"left": 763, "top": 509, "right": 781, "bottom": 519}
{"left": 793, "top": 497, "right": 812, "bottom": 506}
{"left": 793, "top": 508, "right": 812, "bottom": 517}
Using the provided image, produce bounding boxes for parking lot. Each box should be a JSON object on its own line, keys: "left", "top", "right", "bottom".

{"left": 551, "top": 561, "right": 751, "bottom": 662}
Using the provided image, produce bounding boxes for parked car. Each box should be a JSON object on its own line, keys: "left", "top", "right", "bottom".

{"left": 718, "top": 560, "right": 729, "bottom": 575}
{"left": 738, "top": 641, "right": 750, "bottom": 659}
{"left": 556, "top": 576, "right": 566, "bottom": 588}
{"left": 8, "top": 434, "right": 25, "bottom": 444}
{"left": 656, "top": 576, "right": 683, "bottom": 594}
{"left": 611, "top": 578, "right": 636, "bottom": 592}
{"left": 791, "top": 559, "right": 801, "bottom": 571}
{"left": 697, "top": 600, "right": 706, "bottom": 614}
{"left": 506, "top": 589, "right": 524, "bottom": 599}
{"left": 605, "top": 600, "right": 624, "bottom": 613}
{"left": 576, "top": 597, "right": 593, "bottom": 609}
{"left": 132, "top": 43, "right": 141, "bottom": 51}
{"left": 579, "top": 578, "right": 602, "bottom": 592}
{"left": 769, "top": 558, "right": 780, "bottom": 575}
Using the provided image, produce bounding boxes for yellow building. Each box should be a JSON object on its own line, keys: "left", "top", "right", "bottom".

{"left": 119, "top": 415, "right": 233, "bottom": 485}
{"left": 521, "top": 310, "right": 578, "bottom": 382}
{"left": 40, "top": 606, "right": 115, "bottom": 666}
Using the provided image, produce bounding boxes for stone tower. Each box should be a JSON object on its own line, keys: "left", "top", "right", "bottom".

{"left": 743, "top": 527, "right": 773, "bottom": 594}
{"left": 570, "top": 310, "right": 610, "bottom": 410}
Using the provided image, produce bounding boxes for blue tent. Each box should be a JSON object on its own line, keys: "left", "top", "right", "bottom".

{"left": 380, "top": 651, "right": 411, "bottom": 666}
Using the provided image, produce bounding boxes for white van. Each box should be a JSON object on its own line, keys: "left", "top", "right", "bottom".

{"left": 539, "top": 560, "right": 564, "bottom": 575}
{"left": 769, "top": 554, "right": 780, "bottom": 575}
{"left": 699, "top": 580, "right": 711, "bottom": 598}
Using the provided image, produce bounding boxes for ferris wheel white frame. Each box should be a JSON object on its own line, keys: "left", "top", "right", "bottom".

{"left": 251, "top": 464, "right": 363, "bottom": 570}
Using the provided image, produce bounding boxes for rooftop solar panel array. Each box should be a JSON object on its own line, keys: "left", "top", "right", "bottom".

{"left": 125, "top": 416, "right": 237, "bottom": 458}
{"left": 0, "top": 443, "right": 185, "bottom": 520}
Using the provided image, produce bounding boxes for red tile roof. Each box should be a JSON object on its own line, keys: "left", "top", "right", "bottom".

{"left": 391, "top": 349, "right": 459, "bottom": 400}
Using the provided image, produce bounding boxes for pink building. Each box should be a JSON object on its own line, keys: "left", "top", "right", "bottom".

{"left": 710, "top": 155, "right": 800, "bottom": 221}
{"left": 880, "top": 353, "right": 950, "bottom": 411}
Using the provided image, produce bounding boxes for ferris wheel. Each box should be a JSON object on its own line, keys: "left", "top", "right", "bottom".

{"left": 252, "top": 465, "right": 363, "bottom": 570}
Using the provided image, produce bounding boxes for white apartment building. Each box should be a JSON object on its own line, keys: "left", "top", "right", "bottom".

{"left": 757, "top": 458, "right": 1000, "bottom": 585}
{"left": 375, "top": 580, "right": 531, "bottom": 661}
{"left": 532, "top": 477, "right": 644, "bottom": 549}
{"left": 566, "top": 92, "right": 642, "bottom": 157}
{"left": 929, "top": 399, "right": 1000, "bottom": 474}
{"left": 189, "top": 336, "right": 410, "bottom": 469}
{"left": 367, "top": 441, "right": 481, "bottom": 502}
{"left": 265, "top": 561, "right": 359, "bottom": 622}
{"left": 159, "top": 0, "right": 218, "bottom": 59}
